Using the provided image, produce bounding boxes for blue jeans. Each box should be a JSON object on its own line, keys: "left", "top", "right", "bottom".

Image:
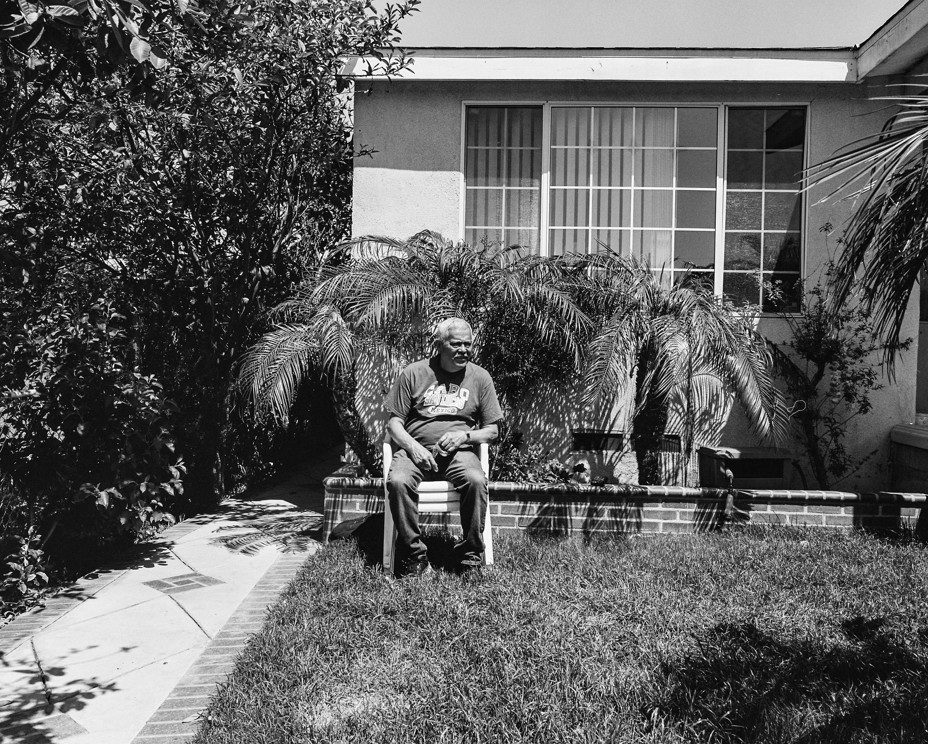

{"left": 386, "top": 448, "right": 487, "bottom": 564}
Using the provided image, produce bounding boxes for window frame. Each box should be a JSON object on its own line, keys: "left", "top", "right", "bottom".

{"left": 460, "top": 100, "right": 809, "bottom": 310}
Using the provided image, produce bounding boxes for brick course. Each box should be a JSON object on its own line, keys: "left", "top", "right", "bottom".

{"left": 324, "top": 477, "right": 927, "bottom": 539}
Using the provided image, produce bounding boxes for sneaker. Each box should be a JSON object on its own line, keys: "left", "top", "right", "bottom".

{"left": 455, "top": 556, "right": 483, "bottom": 576}
{"left": 395, "top": 556, "right": 433, "bottom": 579}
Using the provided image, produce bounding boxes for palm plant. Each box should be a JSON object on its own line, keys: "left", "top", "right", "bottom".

{"left": 804, "top": 83, "right": 928, "bottom": 350}
{"left": 573, "top": 254, "right": 788, "bottom": 485}
{"left": 237, "top": 231, "right": 592, "bottom": 474}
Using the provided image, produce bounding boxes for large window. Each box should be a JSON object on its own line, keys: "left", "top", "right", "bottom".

{"left": 464, "top": 106, "right": 543, "bottom": 252}
{"left": 462, "top": 103, "right": 806, "bottom": 310}
{"left": 723, "top": 108, "right": 805, "bottom": 310}
{"left": 548, "top": 105, "right": 717, "bottom": 289}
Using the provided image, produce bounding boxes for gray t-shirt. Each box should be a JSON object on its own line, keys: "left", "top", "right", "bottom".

{"left": 384, "top": 357, "right": 504, "bottom": 447}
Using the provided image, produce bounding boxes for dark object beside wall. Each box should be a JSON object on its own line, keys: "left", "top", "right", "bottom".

{"left": 698, "top": 446, "right": 792, "bottom": 490}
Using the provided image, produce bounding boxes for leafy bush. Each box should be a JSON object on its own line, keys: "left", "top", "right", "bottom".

{"left": 766, "top": 231, "right": 911, "bottom": 489}
{"left": 0, "top": 298, "right": 183, "bottom": 559}
{"left": 1, "top": 527, "right": 48, "bottom": 621}
{"left": 490, "top": 430, "right": 572, "bottom": 483}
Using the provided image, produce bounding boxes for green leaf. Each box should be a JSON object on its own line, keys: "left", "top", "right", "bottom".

{"left": 149, "top": 43, "right": 168, "bottom": 69}
{"left": 17, "top": 0, "right": 40, "bottom": 25}
{"left": 129, "top": 35, "right": 150, "bottom": 63}
{"left": 46, "top": 5, "right": 79, "bottom": 16}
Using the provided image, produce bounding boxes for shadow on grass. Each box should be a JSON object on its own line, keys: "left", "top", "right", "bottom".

{"left": 646, "top": 618, "right": 928, "bottom": 742}
{"left": 328, "top": 513, "right": 476, "bottom": 574}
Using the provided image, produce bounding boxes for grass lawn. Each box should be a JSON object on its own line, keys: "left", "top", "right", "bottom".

{"left": 196, "top": 528, "right": 928, "bottom": 743}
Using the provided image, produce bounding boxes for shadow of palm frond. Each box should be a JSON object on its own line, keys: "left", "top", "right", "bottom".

{"left": 210, "top": 514, "right": 324, "bottom": 555}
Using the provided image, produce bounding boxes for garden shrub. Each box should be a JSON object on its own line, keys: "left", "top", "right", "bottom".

{"left": 0, "top": 297, "right": 183, "bottom": 575}
{"left": 1, "top": 527, "right": 48, "bottom": 621}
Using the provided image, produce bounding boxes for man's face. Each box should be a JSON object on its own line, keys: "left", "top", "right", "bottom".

{"left": 437, "top": 325, "right": 473, "bottom": 372}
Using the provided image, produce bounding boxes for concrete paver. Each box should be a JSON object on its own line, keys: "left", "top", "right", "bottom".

{"left": 0, "top": 486, "right": 323, "bottom": 744}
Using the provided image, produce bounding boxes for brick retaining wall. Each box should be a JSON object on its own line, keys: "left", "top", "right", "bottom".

{"left": 323, "top": 477, "right": 928, "bottom": 539}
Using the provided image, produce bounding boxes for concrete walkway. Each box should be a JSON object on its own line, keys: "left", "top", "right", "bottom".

{"left": 0, "top": 464, "right": 329, "bottom": 744}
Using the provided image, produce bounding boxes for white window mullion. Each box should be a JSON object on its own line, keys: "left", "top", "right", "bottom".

{"left": 713, "top": 105, "right": 726, "bottom": 296}
{"left": 540, "top": 102, "right": 552, "bottom": 257}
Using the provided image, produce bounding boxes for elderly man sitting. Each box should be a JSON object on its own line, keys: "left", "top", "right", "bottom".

{"left": 383, "top": 317, "right": 503, "bottom": 577}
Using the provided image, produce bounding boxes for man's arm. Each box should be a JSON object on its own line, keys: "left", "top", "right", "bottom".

{"left": 387, "top": 416, "right": 439, "bottom": 472}
{"left": 434, "top": 423, "right": 498, "bottom": 456}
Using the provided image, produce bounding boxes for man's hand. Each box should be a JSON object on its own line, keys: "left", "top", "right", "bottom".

{"left": 408, "top": 441, "right": 439, "bottom": 472}
{"left": 435, "top": 431, "right": 469, "bottom": 456}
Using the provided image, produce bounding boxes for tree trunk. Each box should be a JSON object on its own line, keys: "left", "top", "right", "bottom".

{"left": 798, "top": 408, "right": 831, "bottom": 489}
{"left": 632, "top": 350, "right": 669, "bottom": 486}
{"left": 632, "top": 402, "right": 669, "bottom": 486}
{"left": 328, "top": 368, "right": 380, "bottom": 476}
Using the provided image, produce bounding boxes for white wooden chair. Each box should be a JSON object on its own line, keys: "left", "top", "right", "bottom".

{"left": 382, "top": 441, "right": 494, "bottom": 574}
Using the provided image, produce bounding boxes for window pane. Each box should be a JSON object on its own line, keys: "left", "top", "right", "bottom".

{"left": 636, "top": 108, "right": 674, "bottom": 147}
{"left": 765, "top": 108, "right": 805, "bottom": 150}
{"left": 465, "top": 188, "right": 502, "bottom": 226}
{"left": 592, "top": 148, "right": 633, "bottom": 187}
{"left": 765, "top": 150, "right": 803, "bottom": 190}
{"left": 724, "top": 233, "right": 761, "bottom": 270}
{"left": 764, "top": 233, "right": 801, "bottom": 272}
{"left": 675, "top": 270, "right": 714, "bottom": 291}
{"left": 465, "top": 147, "right": 504, "bottom": 186}
{"left": 594, "top": 107, "right": 634, "bottom": 147}
{"left": 505, "top": 189, "right": 540, "bottom": 228}
{"left": 550, "top": 189, "right": 590, "bottom": 227}
{"left": 676, "top": 190, "right": 716, "bottom": 229}
{"left": 727, "top": 151, "right": 763, "bottom": 189}
{"left": 465, "top": 107, "right": 542, "bottom": 253}
{"left": 763, "top": 273, "right": 802, "bottom": 312}
{"left": 503, "top": 229, "right": 539, "bottom": 254}
{"left": 635, "top": 149, "right": 674, "bottom": 187}
{"left": 726, "top": 192, "right": 762, "bottom": 230}
{"left": 634, "top": 230, "right": 673, "bottom": 268}
{"left": 592, "top": 189, "right": 631, "bottom": 228}
{"left": 677, "top": 108, "right": 717, "bottom": 148}
{"left": 724, "top": 272, "right": 760, "bottom": 306}
{"left": 551, "top": 147, "right": 591, "bottom": 187}
{"left": 635, "top": 190, "right": 673, "bottom": 227}
{"left": 675, "top": 231, "right": 715, "bottom": 269}
{"left": 467, "top": 107, "right": 506, "bottom": 147}
{"left": 677, "top": 149, "right": 716, "bottom": 188}
{"left": 592, "top": 230, "right": 631, "bottom": 254}
{"left": 764, "top": 192, "right": 802, "bottom": 231}
{"left": 727, "top": 108, "right": 764, "bottom": 149}
{"left": 506, "top": 147, "right": 541, "bottom": 187}
{"left": 465, "top": 228, "right": 502, "bottom": 248}
{"left": 549, "top": 228, "right": 589, "bottom": 255}
{"left": 507, "top": 107, "right": 542, "bottom": 148}
{"left": 552, "top": 107, "right": 591, "bottom": 146}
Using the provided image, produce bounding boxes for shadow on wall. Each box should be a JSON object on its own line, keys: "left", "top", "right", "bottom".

{"left": 351, "top": 347, "right": 756, "bottom": 486}
{"left": 644, "top": 619, "right": 928, "bottom": 742}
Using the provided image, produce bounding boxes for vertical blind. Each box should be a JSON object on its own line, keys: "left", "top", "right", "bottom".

{"left": 464, "top": 106, "right": 542, "bottom": 252}
{"left": 548, "top": 106, "right": 718, "bottom": 288}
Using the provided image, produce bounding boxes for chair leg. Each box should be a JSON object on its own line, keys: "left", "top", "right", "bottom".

{"left": 482, "top": 508, "right": 494, "bottom": 566}
{"left": 382, "top": 495, "right": 397, "bottom": 575}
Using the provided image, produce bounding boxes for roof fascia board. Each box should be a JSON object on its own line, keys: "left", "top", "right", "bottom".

{"left": 341, "top": 50, "right": 856, "bottom": 83}
{"left": 858, "top": 0, "right": 928, "bottom": 78}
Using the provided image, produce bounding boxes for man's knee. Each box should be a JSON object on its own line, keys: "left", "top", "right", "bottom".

{"left": 460, "top": 468, "right": 487, "bottom": 491}
{"left": 387, "top": 466, "right": 418, "bottom": 493}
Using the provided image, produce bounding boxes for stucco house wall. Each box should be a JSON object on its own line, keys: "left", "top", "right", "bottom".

{"left": 350, "top": 79, "right": 919, "bottom": 490}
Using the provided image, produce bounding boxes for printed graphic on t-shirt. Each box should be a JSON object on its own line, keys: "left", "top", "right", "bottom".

{"left": 421, "top": 383, "right": 470, "bottom": 415}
